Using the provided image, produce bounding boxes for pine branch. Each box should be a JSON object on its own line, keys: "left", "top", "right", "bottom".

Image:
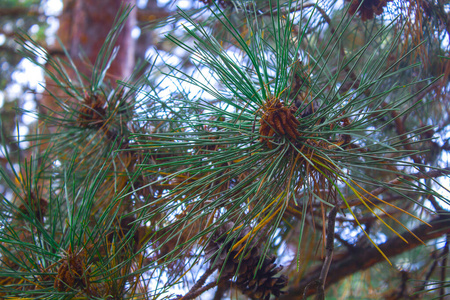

{"left": 282, "top": 215, "right": 450, "bottom": 299}
{"left": 0, "top": 7, "right": 41, "bottom": 17}
{"left": 302, "top": 205, "right": 339, "bottom": 300}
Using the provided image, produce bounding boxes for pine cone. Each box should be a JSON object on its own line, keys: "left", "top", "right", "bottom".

{"left": 17, "top": 191, "right": 48, "bottom": 222}
{"left": 206, "top": 223, "right": 287, "bottom": 299}
{"left": 346, "top": 0, "right": 392, "bottom": 21}
{"left": 54, "top": 246, "right": 90, "bottom": 292}
{"left": 259, "top": 100, "right": 301, "bottom": 146}
{"left": 235, "top": 255, "right": 287, "bottom": 299}
{"left": 205, "top": 223, "right": 258, "bottom": 279}
{"left": 78, "top": 93, "right": 106, "bottom": 128}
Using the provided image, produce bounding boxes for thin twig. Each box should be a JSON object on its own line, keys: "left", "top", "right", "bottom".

{"left": 416, "top": 250, "right": 439, "bottom": 293}
{"left": 440, "top": 234, "right": 449, "bottom": 298}
{"left": 315, "top": 205, "right": 339, "bottom": 300}
{"left": 427, "top": 194, "right": 445, "bottom": 215}
{"left": 212, "top": 282, "right": 226, "bottom": 300}
{"left": 176, "top": 266, "right": 218, "bottom": 300}
{"left": 181, "top": 281, "right": 219, "bottom": 300}
{"left": 302, "top": 204, "right": 339, "bottom": 300}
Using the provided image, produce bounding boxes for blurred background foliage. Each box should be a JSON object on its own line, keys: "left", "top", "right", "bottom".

{"left": 0, "top": 0, "right": 450, "bottom": 299}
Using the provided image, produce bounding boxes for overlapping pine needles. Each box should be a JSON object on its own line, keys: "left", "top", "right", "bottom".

{"left": 1, "top": 1, "right": 449, "bottom": 299}
{"left": 131, "top": 0, "right": 440, "bottom": 281}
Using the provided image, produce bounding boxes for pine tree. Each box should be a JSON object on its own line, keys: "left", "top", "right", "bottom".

{"left": 1, "top": 0, "right": 450, "bottom": 299}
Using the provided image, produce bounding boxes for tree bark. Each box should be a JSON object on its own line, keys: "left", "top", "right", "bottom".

{"left": 58, "top": 0, "right": 136, "bottom": 79}
{"left": 41, "top": 0, "right": 136, "bottom": 115}
{"left": 283, "top": 215, "right": 450, "bottom": 299}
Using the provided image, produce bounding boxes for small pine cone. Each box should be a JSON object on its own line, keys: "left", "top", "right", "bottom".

{"left": 278, "top": 109, "right": 289, "bottom": 128}
{"left": 54, "top": 247, "right": 90, "bottom": 292}
{"left": 259, "top": 101, "right": 301, "bottom": 145}
{"left": 218, "top": 0, "right": 231, "bottom": 8}
{"left": 346, "top": 0, "right": 391, "bottom": 21}
{"left": 284, "top": 122, "right": 300, "bottom": 140}
{"left": 78, "top": 94, "right": 106, "bottom": 128}
{"left": 205, "top": 224, "right": 287, "bottom": 298}
{"left": 18, "top": 192, "right": 48, "bottom": 222}
{"left": 235, "top": 255, "right": 287, "bottom": 299}
{"left": 206, "top": 223, "right": 261, "bottom": 279}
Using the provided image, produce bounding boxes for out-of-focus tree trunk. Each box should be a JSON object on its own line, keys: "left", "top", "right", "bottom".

{"left": 60, "top": 0, "right": 136, "bottom": 79}
{"left": 33, "top": 0, "right": 136, "bottom": 202}
{"left": 42, "top": 0, "right": 136, "bottom": 113}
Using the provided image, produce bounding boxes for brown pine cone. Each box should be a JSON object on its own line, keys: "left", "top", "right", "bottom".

{"left": 259, "top": 100, "right": 301, "bottom": 145}
{"left": 17, "top": 191, "right": 48, "bottom": 222}
{"left": 235, "top": 255, "right": 287, "bottom": 300}
{"left": 54, "top": 246, "right": 90, "bottom": 292}
{"left": 346, "top": 0, "right": 392, "bottom": 21}
{"left": 205, "top": 224, "right": 287, "bottom": 299}
{"left": 78, "top": 93, "right": 106, "bottom": 128}
{"left": 206, "top": 223, "right": 260, "bottom": 278}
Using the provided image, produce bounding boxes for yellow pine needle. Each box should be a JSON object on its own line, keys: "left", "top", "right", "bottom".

{"left": 341, "top": 176, "right": 408, "bottom": 244}
{"left": 306, "top": 156, "right": 394, "bottom": 263}
{"left": 350, "top": 178, "right": 431, "bottom": 227}
{"left": 231, "top": 193, "right": 283, "bottom": 247}
{"left": 277, "top": 86, "right": 289, "bottom": 99}
{"left": 171, "top": 260, "right": 197, "bottom": 287}
{"left": 232, "top": 192, "right": 283, "bottom": 233}
{"left": 283, "top": 217, "right": 295, "bottom": 229}
{"left": 18, "top": 275, "right": 45, "bottom": 290}
{"left": 255, "top": 170, "right": 269, "bottom": 195}
{"left": 231, "top": 223, "right": 244, "bottom": 233}
{"left": 327, "top": 139, "right": 345, "bottom": 149}
{"left": 286, "top": 205, "right": 303, "bottom": 217}
{"left": 308, "top": 156, "right": 424, "bottom": 243}
{"left": 360, "top": 194, "right": 425, "bottom": 245}
{"left": 231, "top": 204, "right": 283, "bottom": 256}
{"left": 14, "top": 172, "right": 23, "bottom": 186}
{"left": 261, "top": 192, "right": 285, "bottom": 214}
{"left": 340, "top": 197, "right": 392, "bottom": 265}
{"left": 232, "top": 156, "right": 247, "bottom": 163}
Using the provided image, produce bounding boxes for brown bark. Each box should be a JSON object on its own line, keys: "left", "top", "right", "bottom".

{"left": 282, "top": 215, "right": 450, "bottom": 299}
{"left": 0, "top": 7, "right": 40, "bottom": 17}
{"left": 42, "top": 0, "right": 136, "bottom": 115}
{"left": 58, "top": 0, "right": 136, "bottom": 79}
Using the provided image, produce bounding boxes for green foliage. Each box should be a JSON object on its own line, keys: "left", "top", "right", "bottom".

{"left": 1, "top": 0, "right": 450, "bottom": 299}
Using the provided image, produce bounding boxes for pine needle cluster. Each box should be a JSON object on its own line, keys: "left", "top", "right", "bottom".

{"left": 1, "top": 1, "right": 449, "bottom": 299}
